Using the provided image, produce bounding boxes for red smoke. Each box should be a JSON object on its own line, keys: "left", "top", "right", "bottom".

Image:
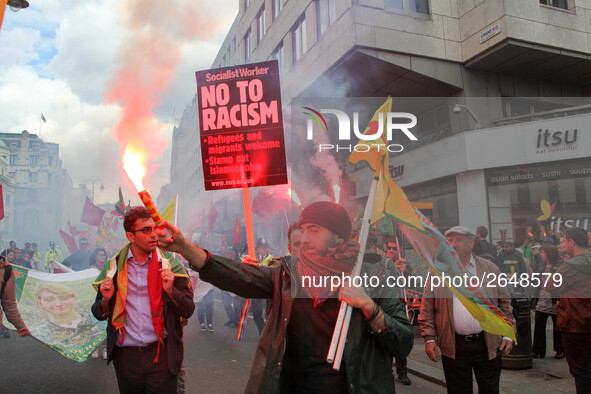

{"left": 104, "top": 0, "right": 222, "bottom": 187}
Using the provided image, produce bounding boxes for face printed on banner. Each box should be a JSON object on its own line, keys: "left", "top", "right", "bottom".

{"left": 289, "top": 229, "right": 302, "bottom": 257}
{"left": 37, "top": 291, "right": 76, "bottom": 317}
{"left": 300, "top": 223, "right": 341, "bottom": 256}
{"left": 447, "top": 233, "right": 475, "bottom": 261}
{"left": 126, "top": 217, "right": 158, "bottom": 254}
{"left": 385, "top": 241, "right": 399, "bottom": 261}
{"left": 96, "top": 251, "right": 108, "bottom": 264}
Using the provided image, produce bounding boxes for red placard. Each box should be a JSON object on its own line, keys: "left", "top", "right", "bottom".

{"left": 195, "top": 60, "right": 287, "bottom": 190}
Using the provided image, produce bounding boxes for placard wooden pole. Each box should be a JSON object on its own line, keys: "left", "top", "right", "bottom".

{"left": 236, "top": 186, "right": 256, "bottom": 340}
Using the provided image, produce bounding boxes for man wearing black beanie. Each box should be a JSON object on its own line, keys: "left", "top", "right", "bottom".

{"left": 157, "top": 201, "right": 413, "bottom": 393}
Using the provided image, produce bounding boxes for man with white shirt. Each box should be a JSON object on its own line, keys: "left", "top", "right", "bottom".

{"left": 419, "top": 226, "right": 516, "bottom": 394}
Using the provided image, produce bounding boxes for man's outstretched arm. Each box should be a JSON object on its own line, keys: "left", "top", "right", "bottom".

{"left": 157, "top": 221, "right": 275, "bottom": 299}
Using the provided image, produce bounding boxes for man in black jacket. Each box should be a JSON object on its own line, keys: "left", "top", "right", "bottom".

{"left": 158, "top": 201, "right": 413, "bottom": 393}
{"left": 91, "top": 207, "right": 194, "bottom": 393}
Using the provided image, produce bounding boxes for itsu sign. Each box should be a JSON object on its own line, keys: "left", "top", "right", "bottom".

{"left": 196, "top": 60, "right": 287, "bottom": 190}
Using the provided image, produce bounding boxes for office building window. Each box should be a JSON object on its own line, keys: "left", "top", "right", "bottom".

{"left": 270, "top": 43, "right": 284, "bottom": 74}
{"left": 540, "top": 0, "right": 568, "bottom": 10}
{"left": 257, "top": 6, "right": 266, "bottom": 43}
{"left": 245, "top": 29, "right": 253, "bottom": 60}
{"left": 48, "top": 156, "right": 53, "bottom": 166}
{"left": 5, "top": 194, "right": 10, "bottom": 206}
{"left": 48, "top": 173, "right": 53, "bottom": 185}
{"left": 9, "top": 155, "right": 16, "bottom": 165}
{"left": 292, "top": 16, "right": 307, "bottom": 62}
{"left": 317, "top": 0, "right": 336, "bottom": 37}
{"left": 29, "top": 172, "right": 38, "bottom": 182}
{"left": 30, "top": 155, "right": 39, "bottom": 166}
{"left": 10, "top": 143, "right": 17, "bottom": 150}
{"left": 273, "top": 0, "right": 283, "bottom": 20}
{"left": 410, "top": 0, "right": 429, "bottom": 14}
{"left": 385, "top": 0, "right": 430, "bottom": 14}
{"left": 385, "top": 0, "right": 403, "bottom": 9}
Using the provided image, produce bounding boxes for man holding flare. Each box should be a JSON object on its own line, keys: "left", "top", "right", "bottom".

{"left": 157, "top": 201, "right": 413, "bottom": 393}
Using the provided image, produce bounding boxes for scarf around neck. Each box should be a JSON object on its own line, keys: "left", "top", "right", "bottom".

{"left": 92, "top": 244, "right": 190, "bottom": 362}
{"left": 295, "top": 240, "right": 360, "bottom": 306}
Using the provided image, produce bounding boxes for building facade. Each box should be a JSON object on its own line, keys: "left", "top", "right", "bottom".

{"left": 166, "top": 0, "right": 591, "bottom": 249}
{"left": 0, "top": 131, "right": 72, "bottom": 249}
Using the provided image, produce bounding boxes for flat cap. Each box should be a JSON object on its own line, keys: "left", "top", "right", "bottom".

{"left": 445, "top": 225, "right": 475, "bottom": 237}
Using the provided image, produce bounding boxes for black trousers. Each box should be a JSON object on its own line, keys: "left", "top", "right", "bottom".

{"left": 441, "top": 334, "right": 502, "bottom": 394}
{"left": 562, "top": 332, "right": 591, "bottom": 394}
{"left": 250, "top": 299, "right": 266, "bottom": 335}
{"left": 112, "top": 341, "right": 176, "bottom": 394}
{"left": 532, "top": 311, "right": 563, "bottom": 356}
{"left": 395, "top": 357, "right": 407, "bottom": 375}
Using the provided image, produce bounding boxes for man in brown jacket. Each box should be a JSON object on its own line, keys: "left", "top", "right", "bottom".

{"left": 0, "top": 255, "right": 30, "bottom": 338}
{"left": 419, "top": 226, "right": 515, "bottom": 394}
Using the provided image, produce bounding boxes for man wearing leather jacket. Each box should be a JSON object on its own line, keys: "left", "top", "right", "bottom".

{"left": 158, "top": 201, "right": 414, "bottom": 393}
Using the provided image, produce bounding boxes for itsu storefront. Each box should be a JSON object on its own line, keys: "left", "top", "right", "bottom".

{"left": 486, "top": 133, "right": 589, "bottom": 246}
{"left": 365, "top": 112, "right": 590, "bottom": 245}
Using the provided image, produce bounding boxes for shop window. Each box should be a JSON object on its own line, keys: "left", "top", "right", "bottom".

{"left": 486, "top": 161, "right": 591, "bottom": 245}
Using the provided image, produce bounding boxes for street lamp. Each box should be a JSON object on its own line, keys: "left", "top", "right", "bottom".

{"left": 83, "top": 177, "right": 105, "bottom": 203}
{"left": 1, "top": 0, "right": 29, "bottom": 32}
{"left": 453, "top": 104, "right": 481, "bottom": 129}
{"left": 8, "top": 0, "right": 29, "bottom": 11}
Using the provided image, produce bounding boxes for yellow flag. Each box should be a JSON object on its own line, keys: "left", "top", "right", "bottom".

{"left": 161, "top": 196, "right": 177, "bottom": 225}
{"left": 348, "top": 97, "right": 424, "bottom": 231}
{"left": 349, "top": 97, "right": 391, "bottom": 172}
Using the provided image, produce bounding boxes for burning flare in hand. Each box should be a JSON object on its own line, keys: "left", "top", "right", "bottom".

{"left": 123, "top": 146, "right": 147, "bottom": 191}
{"left": 123, "top": 145, "right": 164, "bottom": 228}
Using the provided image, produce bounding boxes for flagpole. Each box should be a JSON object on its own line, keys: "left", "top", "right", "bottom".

{"left": 395, "top": 235, "right": 409, "bottom": 319}
{"left": 328, "top": 170, "right": 381, "bottom": 369}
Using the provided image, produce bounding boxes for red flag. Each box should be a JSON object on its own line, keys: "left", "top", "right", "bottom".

{"left": 59, "top": 230, "right": 79, "bottom": 254}
{"left": 81, "top": 197, "right": 105, "bottom": 227}
{"left": 0, "top": 184, "right": 4, "bottom": 221}
{"left": 208, "top": 202, "right": 217, "bottom": 233}
{"left": 252, "top": 189, "right": 288, "bottom": 226}
{"left": 68, "top": 220, "right": 82, "bottom": 238}
{"left": 232, "top": 218, "right": 241, "bottom": 246}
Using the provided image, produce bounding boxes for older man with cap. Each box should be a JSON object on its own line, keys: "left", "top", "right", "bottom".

{"left": 419, "top": 225, "right": 515, "bottom": 394}
{"left": 157, "top": 201, "right": 414, "bottom": 393}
